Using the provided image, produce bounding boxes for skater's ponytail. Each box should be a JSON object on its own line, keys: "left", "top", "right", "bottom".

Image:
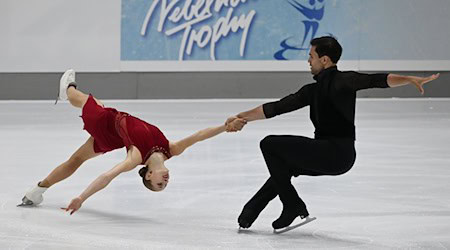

{"left": 139, "top": 166, "right": 157, "bottom": 191}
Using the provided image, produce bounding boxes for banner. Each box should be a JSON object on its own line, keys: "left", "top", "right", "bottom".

{"left": 120, "top": 0, "right": 450, "bottom": 71}
{"left": 2, "top": 0, "right": 449, "bottom": 72}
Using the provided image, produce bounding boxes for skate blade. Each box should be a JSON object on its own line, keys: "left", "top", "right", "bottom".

{"left": 17, "top": 197, "right": 35, "bottom": 207}
{"left": 55, "top": 93, "right": 60, "bottom": 105}
{"left": 273, "top": 216, "right": 316, "bottom": 234}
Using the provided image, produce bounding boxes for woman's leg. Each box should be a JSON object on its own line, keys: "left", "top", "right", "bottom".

{"left": 66, "top": 87, "right": 104, "bottom": 108}
{"left": 58, "top": 69, "right": 103, "bottom": 107}
{"left": 38, "top": 137, "right": 101, "bottom": 188}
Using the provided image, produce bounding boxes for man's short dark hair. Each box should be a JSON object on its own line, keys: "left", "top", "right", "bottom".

{"left": 310, "top": 36, "right": 342, "bottom": 63}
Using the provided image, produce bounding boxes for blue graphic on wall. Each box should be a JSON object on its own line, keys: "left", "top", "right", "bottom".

{"left": 121, "top": 0, "right": 450, "bottom": 62}
{"left": 123, "top": 0, "right": 260, "bottom": 61}
{"left": 121, "top": 0, "right": 334, "bottom": 61}
{"left": 274, "top": 0, "right": 328, "bottom": 60}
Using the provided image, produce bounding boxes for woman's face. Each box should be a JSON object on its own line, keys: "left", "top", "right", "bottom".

{"left": 146, "top": 166, "right": 170, "bottom": 192}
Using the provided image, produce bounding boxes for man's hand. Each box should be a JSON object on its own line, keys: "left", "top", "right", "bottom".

{"left": 225, "top": 116, "right": 237, "bottom": 126}
{"left": 61, "top": 197, "right": 83, "bottom": 215}
{"left": 225, "top": 116, "right": 247, "bottom": 132}
{"left": 410, "top": 73, "right": 440, "bottom": 95}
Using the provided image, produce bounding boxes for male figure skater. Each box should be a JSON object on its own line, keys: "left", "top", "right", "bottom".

{"left": 226, "top": 36, "right": 440, "bottom": 233}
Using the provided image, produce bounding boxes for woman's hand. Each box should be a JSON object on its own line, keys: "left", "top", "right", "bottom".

{"left": 226, "top": 117, "right": 247, "bottom": 132}
{"left": 225, "top": 116, "right": 238, "bottom": 126}
{"left": 61, "top": 197, "right": 83, "bottom": 215}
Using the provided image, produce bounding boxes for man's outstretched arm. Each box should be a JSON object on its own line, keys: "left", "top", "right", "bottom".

{"left": 230, "top": 105, "right": 266, "bottom": 123}
{"left": 387, "top": 73, "right": 440, "bottom": 94}
{"left": 226, "top": 84, "right": 314, "bottom": 132}
{"left": 225, "top": 105, "right": 265, "bottom": 132}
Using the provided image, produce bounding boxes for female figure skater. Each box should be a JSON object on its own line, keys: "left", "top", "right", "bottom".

{"left": 18, "top": 69, "right": 238, "bottom": 215}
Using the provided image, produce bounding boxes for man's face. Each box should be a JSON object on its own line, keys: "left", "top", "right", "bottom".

{"left": 308, "top": 46, "right": 324, "bottom": 75}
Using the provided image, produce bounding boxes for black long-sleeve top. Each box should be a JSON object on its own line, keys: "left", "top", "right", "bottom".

{"left": 262, "top": 66, "right": 389, "bottom": 140}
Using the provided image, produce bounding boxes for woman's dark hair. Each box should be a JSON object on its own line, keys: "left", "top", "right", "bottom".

{"left": 310, "top": 36, "right": 342, "bottom": 63}
{"left": 139, "top": 166, "right": 157, "bottom": 191}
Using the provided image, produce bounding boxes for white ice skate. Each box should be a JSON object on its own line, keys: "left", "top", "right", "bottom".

{"left": 273, "top": 216, "right": 316, "bottom": 234}
{"left": 55, "top": 69, "right": 76, "bottom": 104}
{"left": 17, "top": 184, "right": 48, "bottom": 207}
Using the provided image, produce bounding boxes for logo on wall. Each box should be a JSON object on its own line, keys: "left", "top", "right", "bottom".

{"left": 140, "top": 0, "right": 257, "bottom": 60}
{"left": 274, "top": 0, "right": 328, "bottom": 60}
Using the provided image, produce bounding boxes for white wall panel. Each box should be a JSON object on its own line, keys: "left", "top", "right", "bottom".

{"left": 0, "top": 0, "right": 120, "bottom": 72}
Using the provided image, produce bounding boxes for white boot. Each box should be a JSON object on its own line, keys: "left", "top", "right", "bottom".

{"left": 17, "top": 184, "right": 48, "bottom": 207}
{"left": 55, "top": 69, "right": 76, "bottom": 104}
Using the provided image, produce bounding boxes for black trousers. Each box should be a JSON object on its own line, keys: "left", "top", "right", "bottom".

{"left": 244, "top": 135, "right": 356, "bottom": 215}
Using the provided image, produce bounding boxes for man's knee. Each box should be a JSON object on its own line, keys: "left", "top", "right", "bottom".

{"left": 260, "top": 135, "right": 277, "bottom": 152}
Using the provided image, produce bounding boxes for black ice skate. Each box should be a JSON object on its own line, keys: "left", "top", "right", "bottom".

{"left": 272, "top": 208, "right": 316, "bottom": 234}
{"left": 238, "top": 208, "right": 260, "bottom": 229}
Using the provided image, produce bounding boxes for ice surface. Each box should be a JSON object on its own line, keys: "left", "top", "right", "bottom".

{"left": 1, "top": 99, "right": 449, "bottom": 249}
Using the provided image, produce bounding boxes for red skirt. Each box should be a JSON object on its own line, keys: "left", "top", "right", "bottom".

{"left": 81, "top": 95, "right": 172, "bottom": 163}
{"left": 81, "top": 95, "right": 125, "bottom": 153}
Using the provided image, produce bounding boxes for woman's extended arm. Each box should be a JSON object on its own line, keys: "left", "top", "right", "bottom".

{"left": 62, "top": 146, "right": 142, "bottom": 214}
{"left": 169, "top": 124, "right": 226, "bottom": 156}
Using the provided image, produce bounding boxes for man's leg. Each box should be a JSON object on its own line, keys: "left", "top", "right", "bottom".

{"left": 259, "top": 135, "right": 351, "bottom": 229}
{"left": 238, "top": 136, "right": 338, "bottom": 228}
{"left": 261, "top": 141, "right": 308, "bottom": 229}
{"left": 238, "top": 177, "right": 278, "bottom": 228}
{"left": 237, "top": 136, "right": 330, "bottom": 229}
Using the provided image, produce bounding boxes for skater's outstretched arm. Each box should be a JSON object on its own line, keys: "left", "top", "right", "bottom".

{"left": 232, "top": 105, "right": 266, "bottom": 122}
{"left": 62, "top": 146, "right": 142, "bottom": 215}
{"left": 169, "top": 124, "right": 227, "bottom": 156}
{"left": 226, "top": 84, "right": 314, "bottom": 132}
{"left": 225, "top": 105, "right": 265, "bottom": 132}
{"left": 387, "top": 73, "right": 440, "bottom": 95}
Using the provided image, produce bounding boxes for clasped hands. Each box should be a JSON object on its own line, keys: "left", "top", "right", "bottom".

{"left": 225, "top": 116, "right": 247, "bottom": 132}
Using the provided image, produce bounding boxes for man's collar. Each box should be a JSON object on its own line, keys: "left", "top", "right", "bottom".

{"left": 313, "top": 65, "right": 338, "bottom": 81}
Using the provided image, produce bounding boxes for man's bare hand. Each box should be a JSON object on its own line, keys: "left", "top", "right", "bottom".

{"left": 225, "top": 116, "right": 238, "bottom": 126}
{"left": 225, "top": 117, "right": 247, "bottom": 132}
{"left": 410, "top": 73, "right": 440, "bottom": 95}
